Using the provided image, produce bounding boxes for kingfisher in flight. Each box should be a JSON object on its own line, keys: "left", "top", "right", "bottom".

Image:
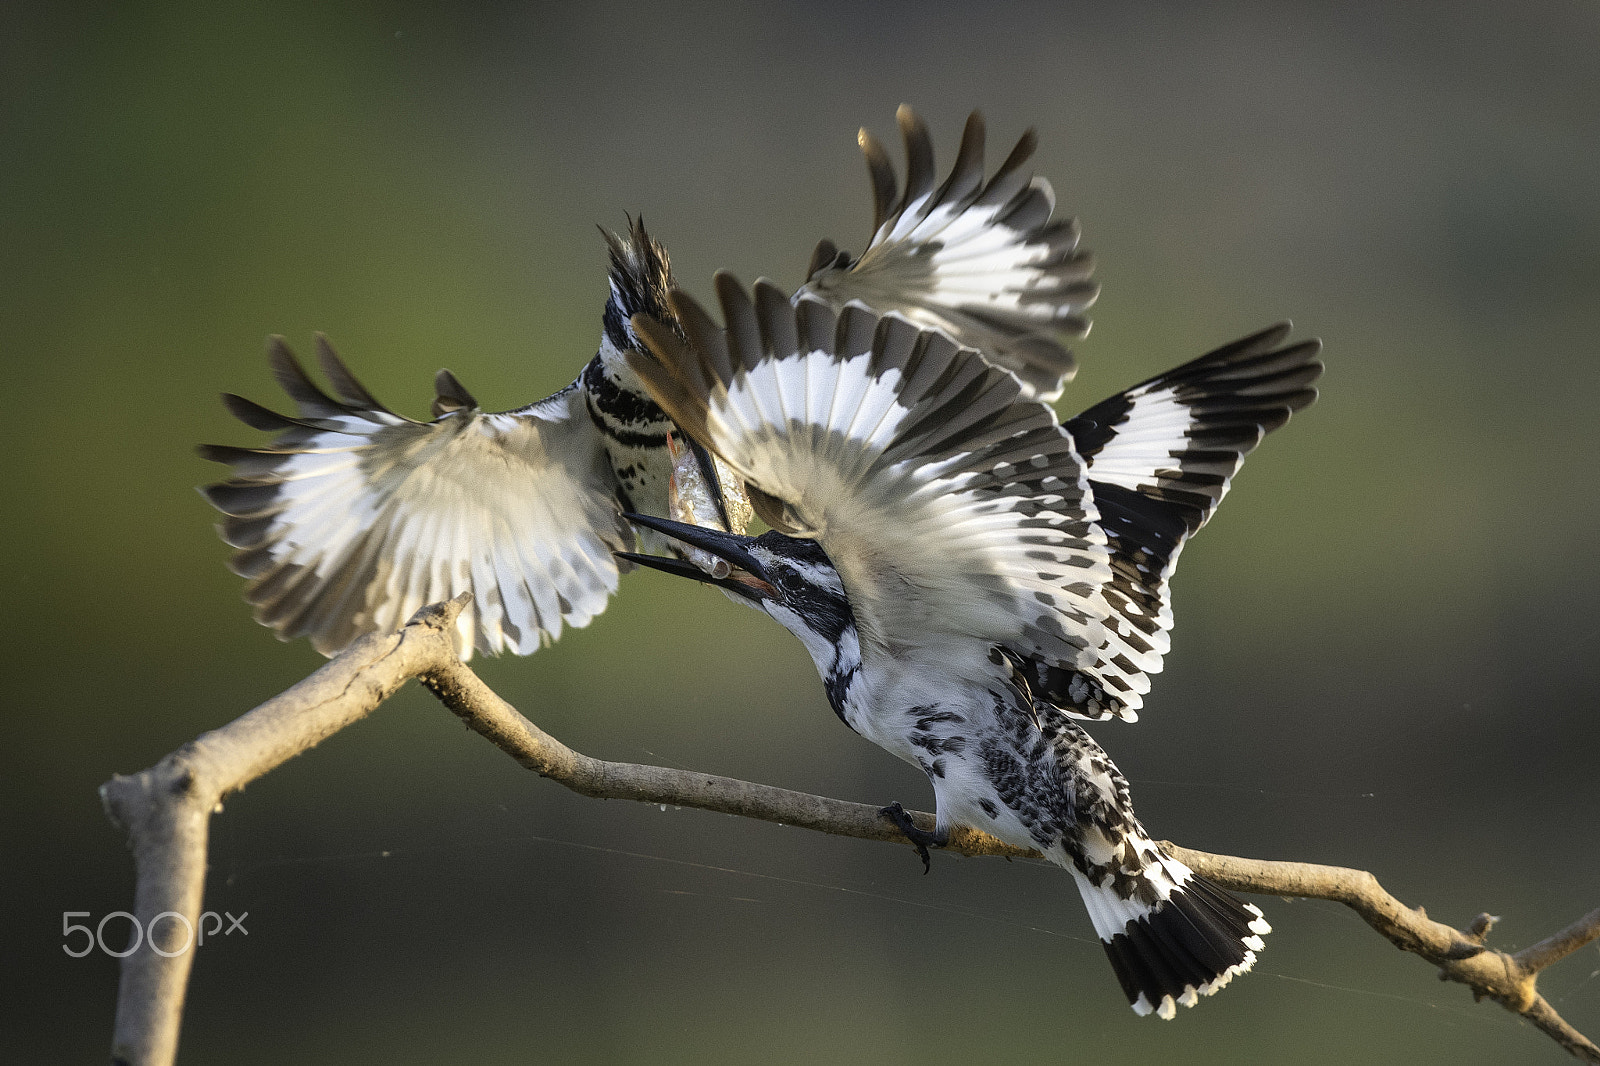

{"left": 199, "top": 107, "right": 1097, "bottom": 658}
{"left": 618, "top": 275, "right": 1320, "bottom": 1018}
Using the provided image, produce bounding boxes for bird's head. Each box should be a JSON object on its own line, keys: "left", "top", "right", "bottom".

{"left": 620, "top": 513, "right": 857, "bottom": 676}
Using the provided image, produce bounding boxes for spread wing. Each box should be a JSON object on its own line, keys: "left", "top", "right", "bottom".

{"left": 628, "top": 274, "right": 1113, "bottom": 672}
{"left": 200, "top": 336, "right": 629, "bottom": 659}
{"left": 1033, "top": 323, "right": 1324, "bottom": 719}
{"left": 796, "top": 106, "right": 1098, "bottom": 403}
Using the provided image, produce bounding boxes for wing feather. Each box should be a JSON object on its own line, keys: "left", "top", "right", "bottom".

{"left": 629, "top": 277, "right": 1112, "bottom": 672}
{"left": 798, "top": 106, "right": 1098, "bottom": 402}
{"left": 1040, "top": 325, "right": 1324, "bottom": 717}
{"left": 201, "top": 339, "right": 630, "bottom": 659}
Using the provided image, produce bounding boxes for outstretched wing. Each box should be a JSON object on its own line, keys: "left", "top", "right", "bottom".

{"left": 797, "top": 106, "right": 1098, "bottom": 403}
{"left": 628, "top": 275, "right": 1112, "bottom": 673}
{"left": 200, "top": 336, "right": 629, "bottom": 659}
{"left": 1032, "top": 324, "right": 1323, "bottom": 719}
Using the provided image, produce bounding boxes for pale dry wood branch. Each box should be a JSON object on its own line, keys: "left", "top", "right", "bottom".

{"left": 99, "top": 609, "right": 458, "bottom": 1066}
{"left": 1157, "top": 847, "right": 1600, "bottom": 1062}
{"left": 101, "top": 598, "right": 1599, "bottom": 1065}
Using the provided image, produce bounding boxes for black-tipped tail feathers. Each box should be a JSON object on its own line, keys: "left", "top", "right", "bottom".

{"left": 1089, "top": 870, "right": 1271, "bottom": 1019}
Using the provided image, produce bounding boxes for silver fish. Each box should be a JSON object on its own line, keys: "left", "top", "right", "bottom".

{"left": 666, "top": 433, "right": 752, "bottom": 579}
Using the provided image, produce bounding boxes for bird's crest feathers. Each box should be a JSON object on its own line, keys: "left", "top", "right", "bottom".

{"left": 600, "top": 215, "right": 678, "bottom": 354}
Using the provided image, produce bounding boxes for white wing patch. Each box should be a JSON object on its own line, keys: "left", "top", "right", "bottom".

{"left": 628, "top": 280, "right": 1113, "bottom": 673}
{"left": 1063, "top": 324, "right": 1323, "bottom": 714}
{"left": 202, "top": 337, "right": 629, "bottom": 659}
{"left": 798, "top": 106, "right": 1097, "bottom": 402}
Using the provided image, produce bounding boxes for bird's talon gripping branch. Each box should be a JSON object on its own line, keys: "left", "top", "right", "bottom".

{"left": 880, "top": 802, "right": 945, "bottom": 874}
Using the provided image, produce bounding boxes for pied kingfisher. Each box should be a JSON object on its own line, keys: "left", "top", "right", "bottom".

{"left": 198, "top": 107, "right": 1097, "bottom": 659}
{"left": 618, "top": 276, "right": 1320, "bottom": 1018}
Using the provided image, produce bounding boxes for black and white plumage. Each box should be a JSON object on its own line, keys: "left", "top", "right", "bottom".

{"left": 620, "top": 277, "right": 1318, "bottom": 1017}
{"left": 199, "top": 223, "right": 685, "bottom": 658}
{"left": 200, "top": 108, "right": 1097, "bottom": 658}
{"left": 800, "top": 105, "right": 1098, "bottom": 403}
{"left": 1039, "top": 321, "right": 1323, "bottom": 721}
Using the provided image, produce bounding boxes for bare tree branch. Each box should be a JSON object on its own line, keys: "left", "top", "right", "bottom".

{"left": 101, "top": 599, "right": 1600, "bottom": 1064}
{"left": 1154, "top": 847, "right": 1600, "bottom": 1061}
{"left": 100, "top": 611, "right": 454, "bottom": 1066}
{"left": 1518, "top": 907, "right": 1600, "bottom": 977}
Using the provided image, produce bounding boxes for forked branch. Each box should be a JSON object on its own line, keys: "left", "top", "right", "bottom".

{"left": 100, "top": 599, "right": 1600, "bottom": 1065}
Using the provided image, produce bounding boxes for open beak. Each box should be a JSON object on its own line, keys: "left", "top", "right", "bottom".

{"left": 619, "top": 513, "right": 777, "bottom": 602}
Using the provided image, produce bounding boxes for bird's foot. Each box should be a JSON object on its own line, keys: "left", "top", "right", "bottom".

{"left": 879, "top": 802, "right": 947, "bottom": 875}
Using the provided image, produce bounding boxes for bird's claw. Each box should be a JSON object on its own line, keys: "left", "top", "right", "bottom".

{"left": 879, "top": 802, "right": 945, "bottom": 874}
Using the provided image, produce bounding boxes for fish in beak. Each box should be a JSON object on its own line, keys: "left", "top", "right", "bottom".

{"left": 664, "top": 432, "right": 753, "bottom": 578}
{"left": 619, "top": 512, "right": 777, "bottom": 602}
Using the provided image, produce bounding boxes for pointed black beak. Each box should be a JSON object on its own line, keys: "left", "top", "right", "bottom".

{"left": 619, "top": 513, "right": 776, "bottom": 602}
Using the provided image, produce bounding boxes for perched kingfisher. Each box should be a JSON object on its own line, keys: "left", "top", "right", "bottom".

{"left": 619, "top": 276, "right": 1321, "bottom": 1018}
{"left": 199, "top": 107, "right": 1097, "bottom": 658}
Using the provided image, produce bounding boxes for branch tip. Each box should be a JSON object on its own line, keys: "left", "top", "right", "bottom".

{"left": 405, "top": 592, "right": 470, "bottom": 631}
{"left": 1466, "top": 912, "right": 1500, "bottom": 943}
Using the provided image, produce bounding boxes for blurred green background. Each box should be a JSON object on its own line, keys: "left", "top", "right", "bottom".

{"left": 5, "top": 2, "right": 1599, "bottom": 1063}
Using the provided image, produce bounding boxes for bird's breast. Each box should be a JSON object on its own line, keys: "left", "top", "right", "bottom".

{"left": 839, "top": 656, "right": 996, "bottom": 771}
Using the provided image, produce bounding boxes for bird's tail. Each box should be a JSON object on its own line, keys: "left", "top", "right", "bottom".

{"left": 1072, "top": 855, "right": 1271, "bottom": 1019}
